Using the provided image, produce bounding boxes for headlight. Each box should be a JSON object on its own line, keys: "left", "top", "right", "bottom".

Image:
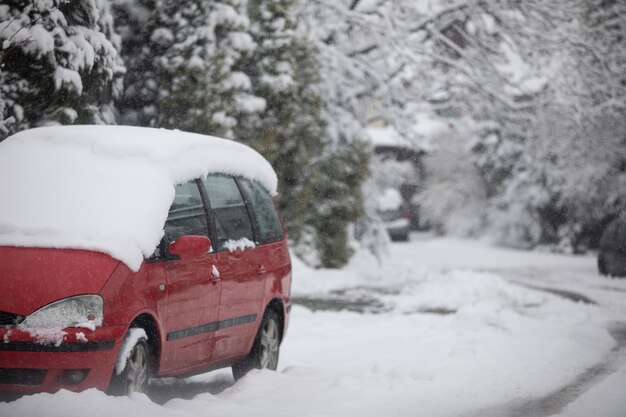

{"left": 20, "top": 295, "right": 103, "bottom": 329}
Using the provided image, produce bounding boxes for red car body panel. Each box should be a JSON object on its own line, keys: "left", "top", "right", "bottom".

{"left": 0, "top": 247, "right": 119, "bottom": 316}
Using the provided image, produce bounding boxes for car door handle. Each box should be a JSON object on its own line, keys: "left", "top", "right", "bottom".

{"left": 257, "top": 265, "right": 267, "bottom": 275}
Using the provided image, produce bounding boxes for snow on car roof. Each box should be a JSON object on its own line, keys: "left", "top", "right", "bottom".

{"left": 0, "top": 125, "right": 278, "bottom": 271}
{"left": 376, "top": 188, "right": 403, "bottom": 211}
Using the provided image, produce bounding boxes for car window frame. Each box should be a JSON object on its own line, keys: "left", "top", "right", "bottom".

{"left": 200, "top": 174, "right": 257, "bottom": 253}
{"left": 236, "top": 177, "right": 285, "bottom": 246}
{"left": 147, "top": 173, "right": 283, "bottom": 263}
{"left": 148, "top": 178, "right": 213, "bottom": 262}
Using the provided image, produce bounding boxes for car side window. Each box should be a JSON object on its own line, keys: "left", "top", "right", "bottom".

{"left": 164, "top": 181, "right": 209, "bottom": 243}
{"left": 239, "top": 178, "right": 284, "bottom": 244}
{"left": 201, "top": 175, "right": 254, "bottom": 251}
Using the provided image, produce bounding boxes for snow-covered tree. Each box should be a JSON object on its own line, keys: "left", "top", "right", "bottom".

{"left": 465, "top": 0, "right": 626, "bottom": 251}
{"left": 419, "top": 125, "right": 487, "bottom": 237}
{"left": 308, "top": 139, "right": 369, "bottom": 268}
{"left": 235, "top": 0, "right": 322, "bottom": 243}
{"left": 293, "top": 0, "right": 625, "bottom": 252}
{"left": 0, "top": 0, "right": 124, "bottom": 140}
{"left": 114, "top": 0, "right": 263, "bottom": 137}
{"left": 237, "top": 0, "right": 369, "bottom": 267}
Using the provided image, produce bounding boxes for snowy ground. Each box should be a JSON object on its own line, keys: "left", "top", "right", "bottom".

{"left": 3, "top": 235, "right": 626, "bottom": 417}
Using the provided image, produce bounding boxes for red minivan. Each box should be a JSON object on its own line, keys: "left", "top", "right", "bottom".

{"left": 0, "top": 126, "right": 291, "bottom": 395}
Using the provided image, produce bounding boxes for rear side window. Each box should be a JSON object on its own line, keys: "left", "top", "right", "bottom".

{"left": 239, "top": 178, "right": 284, "bottom": 244}
{"left": 164, "top": 181, "right": 209, "bottom": 242}
{"left": 201, "top": 175, "right": 254, "bottom": 251}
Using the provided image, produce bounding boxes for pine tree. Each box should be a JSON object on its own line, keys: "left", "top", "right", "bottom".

{"left": 110, "top": 0, "right": 155, "bottom": 126}
{"left": 236, "top": 0, "right": 322, "bottom": 244}
{"left": 309, "top": 140, "right": 369, "bottom": 268}
{"left": 114, "top": 0, "right": 263, "bottom": 137}
{"left": 238, "top": 0, "right": 369, "bottom": 267}
{"left": 0, "top": 0, "right": 124, "bottom": 141}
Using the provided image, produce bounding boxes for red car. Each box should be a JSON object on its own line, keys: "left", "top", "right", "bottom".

{"left": 0, "top": 126, "right": 291, "bottom": 395}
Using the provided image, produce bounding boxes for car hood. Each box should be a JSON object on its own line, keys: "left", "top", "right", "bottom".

{"left": 0, "top": 246, "right": 121, "bottom": 316}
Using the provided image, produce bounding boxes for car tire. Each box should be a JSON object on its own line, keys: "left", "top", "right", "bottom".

{"left": 232, "top": 309, "right": 281, "bottom": 381}
{"left": 108, "top": 333, "right": 151, "bottom": 396}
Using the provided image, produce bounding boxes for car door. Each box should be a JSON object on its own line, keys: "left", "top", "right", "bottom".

{"left": 237, "top": 177, "right": 289, "bottom": 290}
{"left": 160, "top": 181, "right": 222, "bottom": 373}
{"left": 200, "top": 175, "right": 264, "bottom": 360}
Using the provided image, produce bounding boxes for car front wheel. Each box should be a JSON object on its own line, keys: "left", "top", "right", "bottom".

{"left": 108, "top": 331, "right": 151, "bottom": 395}
{"left": 232, "top": 309, "right": 281, "bottom": 381}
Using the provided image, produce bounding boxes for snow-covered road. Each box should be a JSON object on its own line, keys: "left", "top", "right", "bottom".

{"left": 3, "top": 236, "right": 626, "bottom": 417}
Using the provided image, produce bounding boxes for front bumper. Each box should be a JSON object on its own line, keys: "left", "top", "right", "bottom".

{"left": 0, "top": 325, "right": 126, "bottom": 393}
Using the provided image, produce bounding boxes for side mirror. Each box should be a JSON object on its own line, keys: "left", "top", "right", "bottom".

{"left": 168, "top": 235, "right": 212, "bottom": 259}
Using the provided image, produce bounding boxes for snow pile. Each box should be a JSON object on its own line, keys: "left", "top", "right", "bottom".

{"left": 0, "top": 126, "right": 278, "bottom": 271}
{"left": 292, "top": 236, "right": 595, "bottom": 295}
{"left": 384, "top": 269, "right": 547, "bottom": 315}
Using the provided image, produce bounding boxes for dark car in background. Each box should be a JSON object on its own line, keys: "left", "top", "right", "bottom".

{"left": 377, "top": 188, "right": 411, "bottom": 241}
{"left": 598, "top": 216, "right": 626, "bottom": 277}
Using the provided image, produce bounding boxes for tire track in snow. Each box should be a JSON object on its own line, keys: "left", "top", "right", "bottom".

{"left": 471, "top": 322, "right": 626, "bottom": 417}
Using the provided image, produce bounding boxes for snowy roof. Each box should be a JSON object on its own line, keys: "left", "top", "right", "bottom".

{"left": 366, "top": 126, "right": 414, "bottom": 149}
{"left": 376, "top": 188, "right": 403, "bottom": 211}
{"left": 412, "top": 112, "right": 449, "bottom": 138}
{"left": 0, "top": 125, "right": 278, "bottom": 271}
